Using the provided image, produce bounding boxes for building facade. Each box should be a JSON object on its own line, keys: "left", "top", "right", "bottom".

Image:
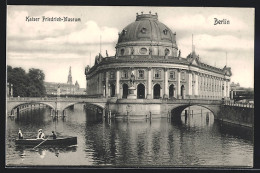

{"left": 230, "top": 82, "right": 253, "bottom": 102}
{"left": 85, "top": 13, "right": 232, "bottom": 100}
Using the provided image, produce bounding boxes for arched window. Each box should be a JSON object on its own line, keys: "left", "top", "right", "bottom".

{"left": 154, "top": 70, "right": 161, "bottom": 79}
{"left": 138, "top": 70, "right": 144, "bottom": 79}
{"left": 153, "top": 84, "right": 161, "bottom": 99}
{"left": 110, "top": 83, "right": 115, "bottom": 97}
{"left": 169, "top": 71, "right": 175, "bottom": 79}
{"left": 120, "top": 49, "right": 125, "bottom": 56}
{"left": 169, "top": 84, "right": 175, "bottom": 98}
{"left": 137, "top": 83, "right": 145, "bottom": 99}
{"left": 122, "top": 83, "right": 128, "bottom": 98}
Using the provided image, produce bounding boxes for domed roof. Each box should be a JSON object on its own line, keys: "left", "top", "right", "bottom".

{"left": 117, "top": 13, "right": 176, "bottom": 45}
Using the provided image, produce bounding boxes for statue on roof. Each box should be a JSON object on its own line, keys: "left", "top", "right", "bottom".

{"left": 85, "top": 65, "right": 90, "bottom": 75}
{"left": 178, "top": 49, "right": 181, "bottom": 57}
{"left": 106, "top": 50, "right": 109, "bottom": 57}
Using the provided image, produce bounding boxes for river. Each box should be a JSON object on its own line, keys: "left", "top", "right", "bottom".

{"left": 6, "top": 105, "right": 253, "bottom": 167}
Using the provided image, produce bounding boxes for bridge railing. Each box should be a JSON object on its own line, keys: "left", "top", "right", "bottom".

{"left": 166, "top": 99, "right": 223, "bottom": 105}
{"left": 224, "top": 100, "right": 254, "bottom": 108}
{"left": 7, "top": 97, "right": 57, "bottom": 101}
{"left": 7, "top": 97, "right": 108, "bottom": 102}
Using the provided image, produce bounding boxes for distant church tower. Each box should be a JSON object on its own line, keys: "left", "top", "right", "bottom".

{"left": 67, "top": 66, "right": 73, "bottom": 94}
{"left": 67, "top": 66, "right": 73, "bottom": 85}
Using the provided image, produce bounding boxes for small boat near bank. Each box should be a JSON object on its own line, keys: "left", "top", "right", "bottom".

{"left": 15, "top": 136, "right": 77, "bottom": 146}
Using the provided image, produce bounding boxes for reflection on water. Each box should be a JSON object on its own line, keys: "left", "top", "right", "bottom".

{"left": 6, "top": 105, "right": 253, "bottom": 167}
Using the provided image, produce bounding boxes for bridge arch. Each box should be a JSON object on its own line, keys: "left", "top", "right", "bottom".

{"left": 7, "top": 101, "right": 56, "bottom": 116}
{"left": 62, "top": 102, "right": 106, "bottom": 112}
{"left": 10, "top": 102, "right": 55, "bottom": 112}
{"left": 170, "top": 104, "right": 219, "bottom": 119}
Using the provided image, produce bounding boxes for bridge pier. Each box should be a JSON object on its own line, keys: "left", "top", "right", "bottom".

{"left": 54, "top": 110, "right": 59, "bottom": 117}
{"left": 185, "top": 110, "right": 188, "bottom": 123}
{"left": 16, "top": 107, "right": 20, "bottom": 119}
{"left": 62, "top": 110, "right": 67, "bottom": 117}
{"left": 50, "top": 109, "right": 54, "bottom": 117}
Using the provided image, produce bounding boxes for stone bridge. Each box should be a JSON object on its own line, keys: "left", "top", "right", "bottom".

{"left": 165, "top": 99, "right": 222, "bottom": 117}
{"left": 6, "top": 97, "right": 107, "bottom": 115}
{"left": 7, "top": 97, "right": 253, "bottom": 127}
{"left": 108, "top": 99, "right": 223, "bottom": 119}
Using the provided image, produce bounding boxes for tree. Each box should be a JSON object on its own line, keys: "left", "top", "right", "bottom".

{"left": 7, "top": 66, "right": 46, "bottom": 97}
{"left": 7, "top": 66, "right": 29, "bottom": 97}
{"left": 27, "top": 68, "right": 46, "bottom": 97}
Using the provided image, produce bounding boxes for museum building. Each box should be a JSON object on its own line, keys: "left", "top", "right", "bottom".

{"left": 85, "top": 13, "right": 232, "bottom": 100}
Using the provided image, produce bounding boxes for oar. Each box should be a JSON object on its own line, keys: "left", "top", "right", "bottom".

{"left": 33, "top": 136, "right": 49, "bottom": 149}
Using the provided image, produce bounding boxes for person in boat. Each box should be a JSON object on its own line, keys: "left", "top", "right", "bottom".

{"left": 51, "top": 131, "right": 57, "bottom": 139}
{"left": 37, "top": 129, "right": 45, "bottom": 139}
{"left": 18, "top": 128, "right": 23, "bottom": 139}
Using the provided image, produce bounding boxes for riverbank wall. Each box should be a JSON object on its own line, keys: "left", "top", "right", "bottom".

{"left": 217, "top": 105, "right": 254, "bottom": 128}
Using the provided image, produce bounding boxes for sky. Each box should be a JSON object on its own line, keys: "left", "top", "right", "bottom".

{"left": 7, "top": 6, "right": 254, "bottom": 88}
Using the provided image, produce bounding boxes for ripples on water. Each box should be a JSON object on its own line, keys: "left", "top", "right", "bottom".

{"left": 6, "top": 105, "right": 253, "bottom": 167}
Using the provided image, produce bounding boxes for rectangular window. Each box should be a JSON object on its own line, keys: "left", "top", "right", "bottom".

{"left": 181, "top": 72, "right": 185, "bottom": 80}
{"left": 138, "top": 70, "right": 144, "bottom": 79}
{"left": 169, "top": 71, "right": 175, "bottom": 79}
{"left": 110, "top": 71, "right": 114, "bottom": 79}
{"left": 122, "top": 71, "right": 128, "bottom": 79}
{"left": 155, "top": 70, "right": 161, "bottom": 79}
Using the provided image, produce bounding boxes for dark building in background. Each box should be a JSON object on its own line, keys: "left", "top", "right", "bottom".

{"left": 230, "top": 82, "right": 254, "bottom": 103}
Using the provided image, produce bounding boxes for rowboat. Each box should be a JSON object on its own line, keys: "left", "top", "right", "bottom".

{"left": 15, "top": 136, "right": 77, "bottom": 146}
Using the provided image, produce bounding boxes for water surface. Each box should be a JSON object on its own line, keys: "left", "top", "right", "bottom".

{"left": 6, "top": 105, "right": 253, "bottom": 167}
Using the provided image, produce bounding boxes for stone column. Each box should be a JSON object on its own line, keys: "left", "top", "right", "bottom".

{"left": 116, "top": 70, "right": 120, "bottom": 98}
{"left": 227, "top": 80, "right": 230, "bottom": 99}
{"left": 208, "top": 76, "right": 212, "bottom": 99}
{"left": 223, "top": 79, "right": 227, "bottom": 98}
{"left": 103, "top": 85, "right": 106, "bottom": 97}
{"left": 194, "top": 74, "right": 198, "bottom": 96}
{"left": 177, "top": 70, "right": 181, "bottom": 98}
{"left": 216, "top": 78, "right": 219, "bottom": 98}
{"left": 99, "top": 73, "right": 102, "bottom": 95}
{"left": 163, "top": 68, "right": 168, "bottom": 99}
{"left": 201, "top": 75, "right": 204, "bottom": 98}
{"left": 215, "top": 78, "right": 217, "bottom": 99}
{"left": 174, "top": 85, "right": 177, "bottom": 98}
{"left": 188, "top": 72, "right": 192, "bottom": 96}
{"left": 212, "top": 77, "right": 215, "bottom": 99}
{"left": 106, "top": 71, "right": 109, "bottom": 97}
{"left": 147, "top": 68, "right": 152, "bottom": 99}
{"left": 230, "top": 90, "right": 233, "bottom": 99}
{"left": 221, "top": 79, "right": 224, "bottom": 98}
